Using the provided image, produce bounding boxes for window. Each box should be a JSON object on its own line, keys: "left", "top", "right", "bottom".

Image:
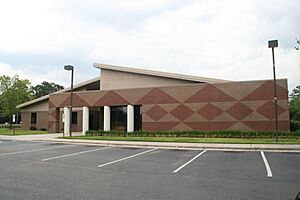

{"left": 134, "top": 105, "right": 142, "bottom": 131}
{"left": 31, "top": 112, "right": 37, "bottom": 124}
{"left": 111, "top": 106, "right": 127, "bottom": 131}
{"left": 72, "top": 112, "right": 77, "bottom": 124}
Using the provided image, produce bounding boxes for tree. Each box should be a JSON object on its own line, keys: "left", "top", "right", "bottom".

{"left": 0, "top": 75, "right": 33, "bottom": 128}
{"left": 295, "top": 38, "right": 300, "bottom": 51}
{"left": 289, "top": 85, "right": 300, "bottom": 121}
{"left": 32, "top": 81, "right": 64, "bottom": 98}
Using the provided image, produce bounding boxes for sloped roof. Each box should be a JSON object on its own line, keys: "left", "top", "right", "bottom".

{"left": 18, "top": 63, "right": 230, "bottom": 109}
{"left": 94, "top": 63, "right": 230, "bottom": 84}
{"left": 17, "top": 76, "right": 100, "bottom": 109}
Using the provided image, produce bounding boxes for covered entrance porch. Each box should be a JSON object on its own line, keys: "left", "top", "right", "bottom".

{"left": 62, "top": 105, "right": 142, "bottom": 135}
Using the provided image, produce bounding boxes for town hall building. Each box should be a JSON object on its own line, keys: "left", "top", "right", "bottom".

{"left": 17, "top": 63, "right": 290, "bottom": 135}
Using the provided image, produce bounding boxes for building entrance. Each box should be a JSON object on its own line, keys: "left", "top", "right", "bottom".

{"left": 89, "top": 107, "right": 104, "bottom": 130}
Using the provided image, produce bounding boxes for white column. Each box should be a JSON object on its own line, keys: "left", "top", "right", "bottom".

{"left": 63, "top": 107, "right": 70, "bottom": 136}
{"left": 127, "top": 105, "right": 134, "bottom": 132}
{"left": 104, "top": 106, "right": 110, "bottom": 131}
{"left": 82, "top": 106, "right": 89, "bottom": 135}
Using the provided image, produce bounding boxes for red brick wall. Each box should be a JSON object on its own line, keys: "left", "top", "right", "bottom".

{"left": 48, "top": 79, "right": 289, "bottom": 133}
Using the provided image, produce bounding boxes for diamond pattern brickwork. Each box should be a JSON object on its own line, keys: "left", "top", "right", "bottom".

{"left": 185, "top": 85, "right": 236, "bottom": 103}
{"left": 47, "top": 79, "right": 289, "bottom": 133}
{"left": 242, "top": 81, "right": 287, "bottom": 101}
{"left": 256, "top": 101, "right": 286, "bottom": 120}
{"left": 60, "top": 94, "right": 89, "bottom": 107}
{"left": 94, "top": 91, "right": 129, "bottom": 106}
{"left": 197, "top": 103, "right": 223, "bottom": 121}
{"left": 137, "top": 88, "right": 179, "bottom": 104}
{"left": 226, "top": 102, "right": 253, "bottom": 120}
{"left": 170, "top": 104, "right": 194, "bottom": 121}
{"left": 145, "top": 105, "right": 168, "bottom": 121}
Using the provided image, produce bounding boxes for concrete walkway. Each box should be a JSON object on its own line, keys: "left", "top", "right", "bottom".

{"left": 0, "top": 133, "right": 300, "bottom": 152}
{"left": 0, "top": 133, "right": 63, "bottom": 141}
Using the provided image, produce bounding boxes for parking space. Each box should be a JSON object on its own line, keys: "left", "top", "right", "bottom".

{"left": 177, "top": 151, "right": 267, "bottom": 179}
{"left": 266, "top": 152, "right": 300, "bottom": 182}
{"left": 0, "top": 139, "right": 299, "bottom": 200}
{"left": 100, "top": 148, "right": 198, "bottom": 175}
{"left": 43, "top": 146, "right": 146, "bottom": 168}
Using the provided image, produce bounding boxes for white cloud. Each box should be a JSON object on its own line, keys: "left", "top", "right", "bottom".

{"left": 0, "top": 0, "right": 299, "bottom": 91}
{"left": 87, "top": 0, "right": 300, "bottom": 90}
{"left": 0, "top": 0, "right": 91, "bottom": 54}
{"left": 0, "top": 63, "right": 68, "bottom": 87}
{"left": 0, "top": 63, "right": 22, "bottom": 77}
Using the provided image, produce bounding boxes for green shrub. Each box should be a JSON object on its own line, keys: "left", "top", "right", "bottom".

{"left": 290, "top": 120, "right": 300, "bottom": 132}
{"left": 86, "top": 129, "right": 300, "bottom": 139}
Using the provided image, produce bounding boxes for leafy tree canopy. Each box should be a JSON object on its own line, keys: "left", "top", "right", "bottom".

{"left": 289, "top": 85, "right": 300, "bottom": 121}
{"left": 0, "top": 75, "right": 33, "bottom": 119}
{"left": 32, "top": 81, "right": 64, "bottom": 98}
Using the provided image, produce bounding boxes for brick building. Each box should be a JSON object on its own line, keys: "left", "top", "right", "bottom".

{"left": 17, "top": 63, "right": 290, "bottom": 134}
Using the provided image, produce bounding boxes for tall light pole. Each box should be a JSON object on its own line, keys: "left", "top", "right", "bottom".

{"left": 64, "top": 65, "right": 74, "bottom": 137}
{"left": 268, "top": 40, "right": 279, "bottom": 143}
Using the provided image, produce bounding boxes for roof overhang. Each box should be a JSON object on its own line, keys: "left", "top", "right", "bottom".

{"left": 94, "top": 63, "right": 230, "bottom": 84}
{"left": 17, "top": 76, "right": 100, "bottom": 109}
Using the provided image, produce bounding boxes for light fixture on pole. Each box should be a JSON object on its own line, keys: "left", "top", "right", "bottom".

{"left": 268, "top": 40, "right": 279, "bottom": 143}
{"left": 64, "top": 65, "right": 74, "bottom": 137}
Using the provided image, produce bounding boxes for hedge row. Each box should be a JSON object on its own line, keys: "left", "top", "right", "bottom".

{"left": 86, "top": 130, "right": 300, "bottom": 139}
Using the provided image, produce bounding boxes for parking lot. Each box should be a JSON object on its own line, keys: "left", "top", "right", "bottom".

{"left": 0, "top": 139, "right": 299, "bottom": 200}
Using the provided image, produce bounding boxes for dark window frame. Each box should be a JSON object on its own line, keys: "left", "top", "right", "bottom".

{"left": 31, "top": 112, "right": 37, "bottom": 124}
{"left": 72, "top": 112, "right": 78, "bottom": 124}
{"left": 134, "top": 105, "right": 142, "bottom": 131}
{"left": 110, "top": 106, "right": 127, "bottom": 131}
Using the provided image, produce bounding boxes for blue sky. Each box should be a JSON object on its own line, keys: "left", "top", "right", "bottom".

{"left": 0, "top": 0, "right": 299, "bottom": 91}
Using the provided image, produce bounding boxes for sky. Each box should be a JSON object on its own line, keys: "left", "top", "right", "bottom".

{"left": 0, "top": 0, "right": 299, "bottom": 92}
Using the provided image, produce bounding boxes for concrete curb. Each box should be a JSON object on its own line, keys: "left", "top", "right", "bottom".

{"left": 1, "top": 134, "right": 300, "bottom": 152}
{"left": 36, "top": 138, "right": 300, "bottom": 152}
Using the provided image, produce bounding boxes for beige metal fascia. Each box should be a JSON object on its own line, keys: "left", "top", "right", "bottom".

{"left": 93, "top": 63, "right": 230, "bottom": 84}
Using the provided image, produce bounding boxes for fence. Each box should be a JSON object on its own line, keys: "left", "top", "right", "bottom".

{"left": 0, "top": 124, "right": 21, "bottom": 129}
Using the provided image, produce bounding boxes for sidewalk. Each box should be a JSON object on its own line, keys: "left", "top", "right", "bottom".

{"left": 1, "top": 133, "right": 300, "bottom": 152}
{"left": 0, "top": 133, "right": 63, "bottom": 141}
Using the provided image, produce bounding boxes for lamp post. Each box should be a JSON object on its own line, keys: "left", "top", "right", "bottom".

{"left": 268, "top": 40, "right": 279, "bottom": 143}
{"left": 64, "top": 65, "right": 74, "bottom": 137}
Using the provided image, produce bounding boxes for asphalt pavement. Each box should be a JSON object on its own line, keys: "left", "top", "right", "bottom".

{"left": 0, "top": 139, "right": 299, "bottom": 200}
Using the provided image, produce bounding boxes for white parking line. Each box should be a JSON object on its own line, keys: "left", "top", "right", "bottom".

{"left": 173, "top": 150, "right": 207, "bottom": 173}
{"left": 0, "top": 145, "right": 75, "bottom": 156}
{"left": 98, "top": 148, "right": 158, "bottom": 168}
{"left": 42, "top": 146, "right": 113, "bottom": 162}
{"left": 260, "top": 151, "right": 273, "bottom": 177}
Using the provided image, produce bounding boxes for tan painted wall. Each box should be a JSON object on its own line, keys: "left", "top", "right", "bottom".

{"left": 22, "top": 100, "right": 48, "bottom": 112}
{"left": 100, "top": 69, "right": 198, "bottom": 90}
{"left": 21, "top": 111, "right": 48, "bottom": 130}
{"left": 21, "top": 112, "right": 30, "bottom": 130}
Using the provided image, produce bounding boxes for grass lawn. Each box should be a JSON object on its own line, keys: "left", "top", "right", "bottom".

{"left": 62, "top": 136, "right": 300, "bottom": 144}
{"left": 0, "top": 128, "right": 48, "bottom": 135}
